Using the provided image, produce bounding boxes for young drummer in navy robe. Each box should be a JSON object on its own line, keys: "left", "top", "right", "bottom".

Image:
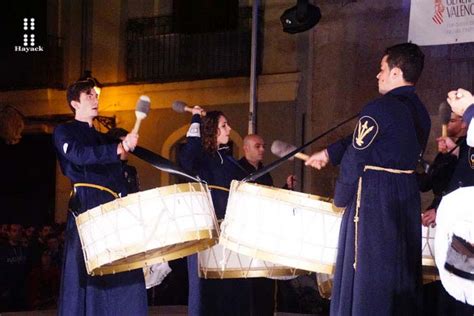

{"left": 179, "top": 108, "right": 252, "bottom": 316}
{"left": 53, "top": 80, "right": 147, "bottom": 315}
{"left": 305, "top": 43, "right": 431, "bottom": 315}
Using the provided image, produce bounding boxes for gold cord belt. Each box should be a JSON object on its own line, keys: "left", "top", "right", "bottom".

{"left": 73, "top": 183, "right": 119, "bottom": 199}
{"left": 353, "top": 165, "right": 414, "bottom": 270}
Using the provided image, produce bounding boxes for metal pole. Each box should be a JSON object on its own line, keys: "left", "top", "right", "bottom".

{"left": 248, "top": 0, "right": 259, "bottom": 134}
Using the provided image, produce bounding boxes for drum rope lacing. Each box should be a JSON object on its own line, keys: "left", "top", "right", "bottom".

{"left": 353, "top": 165, "right": 414, "bottom": 270}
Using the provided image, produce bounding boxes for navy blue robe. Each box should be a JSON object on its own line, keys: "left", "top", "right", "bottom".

{"left": 179, "top": 115, "right": 252, "bottom": 316}
{"left": 463, "top": 104, "right": 474, "bottom": 146}
{"left": 53, "top": 120, "right": 147, "bottom": 315}
{"left": 445, "top": 138, "right": 474, "bottom": 191}
{"left": 327, "top": 86, "right": 431, "bottom": 316}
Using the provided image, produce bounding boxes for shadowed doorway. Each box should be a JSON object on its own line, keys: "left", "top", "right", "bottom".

{"left": 0, "top": 134, "right": 56, "bottom": 225}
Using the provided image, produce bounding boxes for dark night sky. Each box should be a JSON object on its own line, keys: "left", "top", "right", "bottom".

{"left": 0, "top": 1, "right": 47, "bottom": 89}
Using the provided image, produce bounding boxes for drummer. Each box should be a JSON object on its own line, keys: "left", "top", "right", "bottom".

{"left": 178, "top": 108, "right": 253, "bottom": 316}
{"left": 305, "top": 43, "right": 430, "bottom": 315}
{"left": 431, "top": 89, "right": 474, "bottom": 315}
{"left": 53, "top": 79, "right": 147, "bottom": 315}
{"left": 239, "top": 134, "right": 296, "bottom": 189}
{"left": 419, "top": 112, "right": 467, "bottom": 228}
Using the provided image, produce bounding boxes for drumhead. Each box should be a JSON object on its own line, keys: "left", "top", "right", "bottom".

{"left": 76, "top": 182, "right": 219, "bottom": 275}
{"left": 435, "top": 186, "right": 474, "bottom": 305}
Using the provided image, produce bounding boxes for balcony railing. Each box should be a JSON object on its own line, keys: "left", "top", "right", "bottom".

{"left": 126, "top": 7, "right": 262, "bottom": 83}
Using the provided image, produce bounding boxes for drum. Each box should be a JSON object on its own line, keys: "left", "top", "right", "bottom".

{"left": 421, "top": 225, "right": 439, "bottom": 283}
{"left": 76, "top": 182, "right": 218, "bottom": 276}
{"left": 220, "top": 180, "right": 342, "bottom": 274}
{"left": 435, "top": 186, "right": 474, "bottom": 305}
{"left": 221, "top": 181, "right": 441, "bottom": 276}
{"left": 198, "top": 242, "right": 305, "bottom": 279}
{"left": 316, "top": 273, "right": 333, "bottom": 299}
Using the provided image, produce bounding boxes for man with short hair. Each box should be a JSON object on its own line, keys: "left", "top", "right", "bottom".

{"left": 240, "top": 134, "right": 296, "bottom": 189}
{"left": 305, "top": 43, "right": 431, "bottom": 315}
{"left": 53, "top": 79, "right": 147, "bottom": 315}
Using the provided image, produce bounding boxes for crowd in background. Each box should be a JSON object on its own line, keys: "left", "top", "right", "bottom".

{"left": 0, "top": 222, "right": 326, "bottom": 314}
{"left": 0, "top": 223, "right": 64, "bottom": 312}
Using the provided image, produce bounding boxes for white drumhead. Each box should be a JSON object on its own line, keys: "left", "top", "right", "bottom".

{"left": 435, "top": 186, "right": 474, "bottom": 305}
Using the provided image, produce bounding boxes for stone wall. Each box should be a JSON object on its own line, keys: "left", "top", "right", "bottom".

{"left": 306, "top": 0, "right": 474, "bottom": 207}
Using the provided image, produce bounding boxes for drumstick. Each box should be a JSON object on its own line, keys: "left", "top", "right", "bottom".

{"left": 172, "top": 100, "right": 207, "bottom": 116}
{"left": 132, "top": 95, "right": 151, "bottom": 134}
{"left": 271, "top": 140, "right": 309, "bottom": 161}
{"left": 439, "top": 101, "right": 451, "bottom": 138}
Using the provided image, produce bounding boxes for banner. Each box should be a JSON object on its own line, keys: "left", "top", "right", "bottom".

{"left": 408, "top": 0, "right": 474, "bottom": 46}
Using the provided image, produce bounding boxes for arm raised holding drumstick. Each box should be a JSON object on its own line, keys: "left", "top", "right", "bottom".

{"left": 447, "top": 88, "right": 474, "bottom": 146}
{"left": 177, "top": 109, "right": 256, "bottom": 315}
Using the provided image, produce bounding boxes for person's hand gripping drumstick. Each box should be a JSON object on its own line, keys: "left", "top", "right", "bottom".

{"left": 271, "top": 139, "right": 329, "bottom": 170}
{"left": 118, "top": 95, "right": 150, "bottom": 154}
{"left": 304, "top": 149, "right": 330, "bottom": 170}
{"left": 172, "top": 100, "right": 206, "bottom": 116}
{"left": 447, "top": 88, "right": 474, "bottom": 116}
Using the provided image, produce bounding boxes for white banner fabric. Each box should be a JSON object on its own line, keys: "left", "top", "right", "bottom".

{"left": 409, "top": 0, "right": 474, "bottom": 46}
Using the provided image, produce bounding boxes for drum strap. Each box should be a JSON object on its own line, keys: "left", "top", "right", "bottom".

{"left": 73, "top": 183, "right": 120, "bottom": 199}
{"left": 353, "top": 165, "right": 414, "bottom": 270}
{"left": 208, "top": 185, "right": 230, "bottom": 192}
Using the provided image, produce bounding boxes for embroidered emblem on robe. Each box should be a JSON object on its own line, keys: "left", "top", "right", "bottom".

{"left": 186, "top": 122, "right": 200, "bottom": 137}
{"left": 352, "top": 116, "right": 379, "bottom": 150}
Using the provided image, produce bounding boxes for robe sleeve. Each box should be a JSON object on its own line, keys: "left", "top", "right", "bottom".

{"left": 53, "top": 125, "right": 119, "bottom": 166}
{"left": 333, "top": 102, "right": 381, "bottom": 207}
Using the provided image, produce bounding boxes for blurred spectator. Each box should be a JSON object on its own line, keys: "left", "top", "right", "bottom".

{"left": 0, "top": 224, "right": 30, "bottom": 312}
{"left": 46, "top": 234, "right": 62, "bottom": 268}
{"left": 27, "top": 251, "right": 60, "bottom": 310}
{"left": 38, "top": 225, "right": 52, "bottom": 247}
{"left": 23, "top": 225, "right": 37, "bottom": 247}
{"left": 30, "top": 224, "right": 53, "bottom": 267}
{"left": 0, "top": 224, "right": 8, "bottom": 246}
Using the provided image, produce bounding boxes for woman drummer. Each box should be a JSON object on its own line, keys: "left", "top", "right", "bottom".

{"left": 179, "top": 108, "right": 252, "bottom": 316}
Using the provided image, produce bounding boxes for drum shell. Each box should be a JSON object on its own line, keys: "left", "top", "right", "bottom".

{"left": 76, "top": 183, "right": 218, "bottom": 276}
{"left": 220, "top": 180, "right": 341, "bottom": 274}
{"left": 198, "top": 241, "right": 305, "bottom": 279}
